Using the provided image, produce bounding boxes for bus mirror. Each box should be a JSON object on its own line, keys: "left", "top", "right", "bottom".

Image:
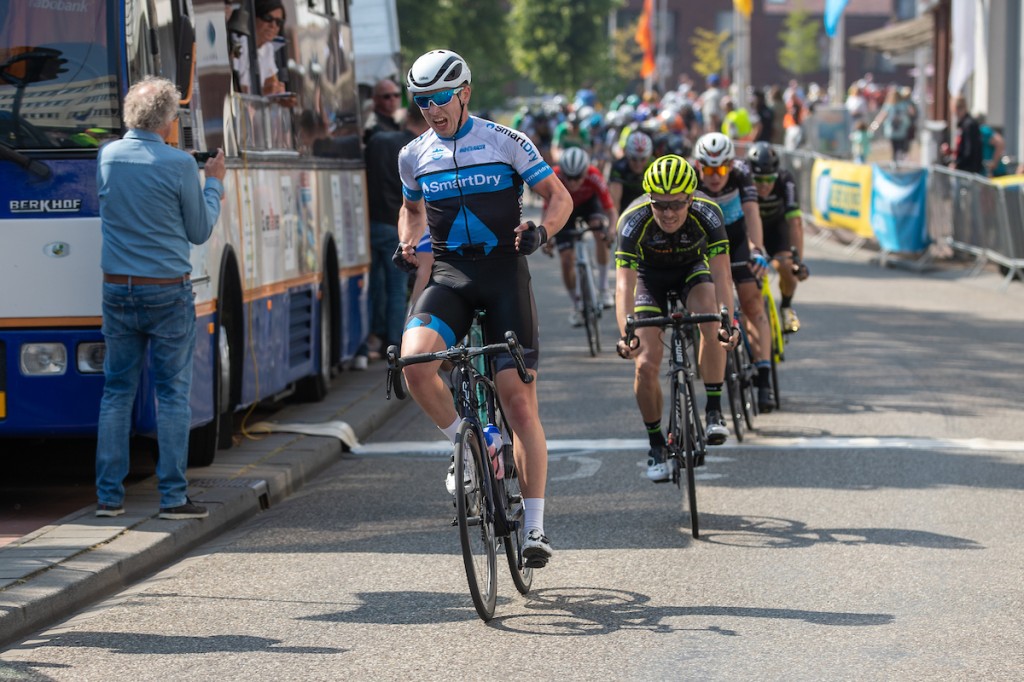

{"left": 175, "top": 21, "right": 196, "bottom": 105}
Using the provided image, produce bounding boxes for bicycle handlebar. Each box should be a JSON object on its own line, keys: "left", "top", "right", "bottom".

{"left": 385, "top": 332, "right": 533, "bottom": 400}
{"left": 623, "top": 306, "right": 730, "bottom": 348}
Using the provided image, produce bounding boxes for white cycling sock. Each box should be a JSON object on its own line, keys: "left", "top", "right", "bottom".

{"left": 439, "top": 417, "right": 460, "bottom": 444}
{"left": 523, "top": 497, "right": 545, "bottom": 535}
{"left": 598, "top": 263, "right": 609, "bottom": 292}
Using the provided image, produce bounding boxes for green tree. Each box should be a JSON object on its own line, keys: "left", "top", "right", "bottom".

{"left": 689, "top": 27, "right": 729, "bottom": 79}
{"left": 507, "top": 0, "right": 623, "bottom": 98}
{"left": 777, "top": 9, "right": 820, "bottom": 77}
{"left": 396, "top": 0, "right": 511, "bottom": 109}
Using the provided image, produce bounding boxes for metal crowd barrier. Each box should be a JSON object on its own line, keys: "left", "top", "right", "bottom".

{"left": 927, "top": 166, "right": 1024, "bottom": 288}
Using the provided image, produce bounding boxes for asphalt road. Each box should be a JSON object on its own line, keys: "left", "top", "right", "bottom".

{"left": 2, "top": 231, "right": 1023, "bottom": 680}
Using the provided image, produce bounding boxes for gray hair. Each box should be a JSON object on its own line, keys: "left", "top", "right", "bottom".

{"left": 123, "top": 76, "right": 180, "bottom": 131}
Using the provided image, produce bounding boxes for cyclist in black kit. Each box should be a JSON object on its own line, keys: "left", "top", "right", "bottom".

{"left": 608, "top": 131, "right": 654, "bottom": 214}
{"left": 746, "top": 142, "right": 809, "bottom": 333}
{"left": 614, "top": 155, "right": 739, "bottom": 482}
{"left": 694, "top": 133, "right": 774, "bottom": 412}
{"left": 393, "top": 50, "right": 573, "bottom": 567}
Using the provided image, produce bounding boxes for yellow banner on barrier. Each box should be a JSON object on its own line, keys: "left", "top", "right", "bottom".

{"left": 811, "top": 159, "right": 874, "bottom": 238}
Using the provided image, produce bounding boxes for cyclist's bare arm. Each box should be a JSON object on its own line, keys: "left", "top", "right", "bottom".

{"left": 614, "top": 266, "right": 640, "bottom": 358}
{"left": 709, "top": 251, "right": 735, "bottom": 322}
{"left": 742, "top": 201, "right": 766, "bottom": 253}
{"left": 397, "top": 197, "right": 427, "bottom": 265}
{"left": 533, "top": 174, "right": 573, "bottom": 239}
{"left": 787, "top": 213, "right": 804, "bottom": 258}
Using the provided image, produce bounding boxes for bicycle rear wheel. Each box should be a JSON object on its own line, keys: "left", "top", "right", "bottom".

{"left": 725, "top": 348, "right": 744, "bottom": 442}
{"left": 455, "top": 421, "right": 498, "bottom": 621}
{"left": 500, "top": 444, "right": 534, "bottom": 594}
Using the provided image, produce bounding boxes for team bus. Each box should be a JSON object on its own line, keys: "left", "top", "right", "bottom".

{"left": 0, "top": 0, "right": 370, "bottom": 465}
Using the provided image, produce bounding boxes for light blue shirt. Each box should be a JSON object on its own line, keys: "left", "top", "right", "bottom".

{"left": 97, "top": 129, "right": 223, "bottom": 277}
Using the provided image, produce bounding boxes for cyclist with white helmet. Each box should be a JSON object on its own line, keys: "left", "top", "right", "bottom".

{"left": 694, "top": 132, "right": 775, "bottom": 413}
{"left": 394, "top": 50, "right": 573, "bottom": 567}
{"left": 544, "top": 146, "right": 618, "bottom": 317}
{"left": 608, "top": 131, "right": 654, "bottom": 214}
{"left": 746, "top": 141, "right": 809, "bottom": 333}
{"left": 615, "top": 155, "right": 739, "bottom": 481}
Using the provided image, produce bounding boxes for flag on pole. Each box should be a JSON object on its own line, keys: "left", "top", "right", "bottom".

{"left": 635, "top": 0, "right": 655, "bottom": 79}
{"left": 948, "top": 0, "right": 975, "bottom": 96}
{"left": 733, "top": 0, "right": 752, "bottom": 18}
{"left": 824, "top": 0, "right": 849, "bottom": 37}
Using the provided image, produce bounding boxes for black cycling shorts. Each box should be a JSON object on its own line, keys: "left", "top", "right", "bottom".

{"left": 633, "top": 259, "right": 713, "bottom": 319}
{"left": 554, "top": 194, "right": 606, "bottom": 252}
{"left": 407, "top": 256, "right": 539, "bottom": 371}
{"left": 763, "top": 218, "right": 792, "bottom": 258}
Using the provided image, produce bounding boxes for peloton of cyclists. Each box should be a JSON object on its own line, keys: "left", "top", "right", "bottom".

{"left": 614, "top": 155, "right": 740, "bottom": 482}
{"left": 745, "top": 141, "right": 810, "bottom": 333}
{"left": 693, "top": 132, "right": 775, "bottom": 413}
{"left": 544, "top": 146, "right": 618, "bottom": 322}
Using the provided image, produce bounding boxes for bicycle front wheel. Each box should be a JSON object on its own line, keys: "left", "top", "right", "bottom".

{"left": 725, "top": 347, "right": 745, "bottom": 442}
{"left": 501, "top": 445, "right": 534, "bottom": 594}
{"left": 455, "top": 421, "right": 498, "bottom": 621}
{"left": 680, "top": 387, "right": 700, "bottom": 538}
{"left": 578, "top": 263, "right": 599, "bottom": 357}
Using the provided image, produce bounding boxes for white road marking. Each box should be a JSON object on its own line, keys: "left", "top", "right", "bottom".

{"left": 351, "top": 436, "right": 1022, "bottom": 457}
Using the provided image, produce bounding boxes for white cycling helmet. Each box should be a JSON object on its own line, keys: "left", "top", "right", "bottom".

{"left": 694, "top": 132, "right": 734, "bottom": 167}
{"left": 406, "top": 49, "right": 471, "bottom": 94}
{"left": 624, "top": 131, "right": 653, "bottom": 160}
{"left": 559, "top": 147, "right": 590, "bottom": 178}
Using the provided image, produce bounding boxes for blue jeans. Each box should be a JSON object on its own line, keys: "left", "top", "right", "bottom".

{"left": 96, "top": 281, "right": 196, "bottom": 509}
{"left": 369, "top": 221, "right": 409, "bottom": 347}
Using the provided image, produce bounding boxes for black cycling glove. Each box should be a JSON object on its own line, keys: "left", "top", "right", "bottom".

{"left": 392, "top": 244, "right": 418, "bottom": 274}
{"left": 518, "top": 221, "right": 548, "bottom": 255}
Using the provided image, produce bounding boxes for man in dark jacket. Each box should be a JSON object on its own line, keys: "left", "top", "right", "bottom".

{"left": 951, "top": 95, "right": 984, "bottom": 174}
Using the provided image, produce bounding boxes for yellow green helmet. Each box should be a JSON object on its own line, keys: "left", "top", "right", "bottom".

{"left": 642, "top": 154, "right": 697, "bottom": 195}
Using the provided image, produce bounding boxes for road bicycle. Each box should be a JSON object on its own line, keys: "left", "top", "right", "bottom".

{"left": 625, "top": 300, "right": 729, "bottom": 538}
{"left": 385, "top": 330, "right": 533, "bottom": 622}
{"left": 567, "top": 217, "right": 606, "bottom": 357}
{"left": 761, "top": 274, "right": 783, "bottom": 410}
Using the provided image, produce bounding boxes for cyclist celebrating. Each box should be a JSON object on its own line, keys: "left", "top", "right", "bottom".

{"left": 608, "top": 131, "right": 654, "bottom": 214}
{"left": 394, "top": 50, "right": 573, "bottom": 567}
{"left": 746, "top": 142, "right": 809, "bottom": 333}
{"left": 544, "top": 146, "right": 618, "bottom": 317}
{"left": 694, "top": 133, "right": 775, "bottom": 413}
{"left": 614, "top": 155, "right": 739, "bottom": 481}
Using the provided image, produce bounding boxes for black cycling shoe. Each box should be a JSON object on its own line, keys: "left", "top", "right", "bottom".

{"left": 758, "top": 385, "right": 775, "bottom": 413}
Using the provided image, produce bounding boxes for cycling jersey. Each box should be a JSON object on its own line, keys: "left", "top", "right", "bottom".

{"left": 697, "top": 164, "right": 758, "bottom": 280}
{"left": 616, "top": 194, "right": 729, "bottom": 318}
{"left": 756, "top": 169, "right": 801, "bottom": 257}
{"left": 608, "top": 157, "right": 647, "bottom": 213}
{"left": 548, "top": 165, "right": 615, "bottom": 251}
{"left": 552, "top": 122, "right": 590, "bottom": 150}
{"left": 615, "top": 193, "right": 728, "bottom": 272}
{"left": 399, "top": 116, "right": 552, "bottom": 259}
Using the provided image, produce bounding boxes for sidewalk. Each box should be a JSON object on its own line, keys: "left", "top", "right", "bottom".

{"left": 0, "top": 363, "right": 403, "bottom": 648}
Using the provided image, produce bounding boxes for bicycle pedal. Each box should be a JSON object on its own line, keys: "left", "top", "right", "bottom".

{"left": 524, "top": 555, "right": 549, "bottom": 569}
{"left": 450, "top": 516, "right": 458, "bottom": 527}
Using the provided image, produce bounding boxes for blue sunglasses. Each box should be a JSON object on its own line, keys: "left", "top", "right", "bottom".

{"left": 413, "top": 87, "right": 464, "bottom": 109}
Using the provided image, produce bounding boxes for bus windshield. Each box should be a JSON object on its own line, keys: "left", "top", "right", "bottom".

{"left": 0, "top": 0, "right": 120, "bottom": 150}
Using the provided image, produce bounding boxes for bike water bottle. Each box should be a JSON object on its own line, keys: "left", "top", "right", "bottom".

{"left": 484, "top": 424, "right": 504, "bottom": 479}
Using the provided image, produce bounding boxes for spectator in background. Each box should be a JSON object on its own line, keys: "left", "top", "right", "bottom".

{"left": 850, "top": 120, "right": 871, "bottom": 164}
{"left": 869, "top": 86, "right": 913, "bottom": 163}
{"left": 750, "top": 89, "right": 774, "bottom": 143}
{"left": 353, "top": 102, "right": 429, "bottom": 369}
{"left": 95, "top": 77, "right": 226, "bottom": 519}
{"left": 845, "top": 84, "right": 869, "bottom": 123}
{"left": 783, "top": 96, "right": 805, "bottom": 150}
{"left": 700, "top": 74, "right": 724, "bottom": 133}
{"left": 234, "top": 0, "right": 288, "bottom": 96}
{"left": 767, "top": 85, "right": 787, "bottom": 146}
{"left": 977, "top": 114, "right": 1008, "bottom": 177}
{"left": 363, "top": 79, "right": 402, "bottom": 143}
{"left": 950, "top": 95, "right": 984, "bottom": 174}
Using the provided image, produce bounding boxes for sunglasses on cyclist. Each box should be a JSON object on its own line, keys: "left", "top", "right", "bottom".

{"left": 753, "top": 173, "right": 778, "bottom": 184}
{"left": 701, "top": 165, "right": 729, "bottom": 178}
{"left": 650, "top": 197, "right": 692, "bottom": 212}
{"left": 258, "top": 14, "right": 285, "bottom": 28}
{"left": 413, "top": 87, "right": 464, "bottom": 109}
